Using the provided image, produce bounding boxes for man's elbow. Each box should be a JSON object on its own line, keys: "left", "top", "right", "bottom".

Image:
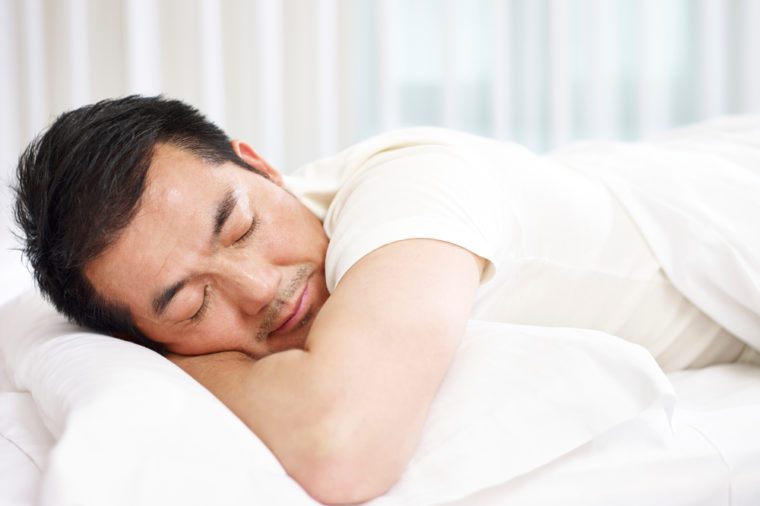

{"left": 285, "top": 411, "right": 406, "bottom": 504}
{"left": 294, "top": 452, "right": 402, "bottom": 505}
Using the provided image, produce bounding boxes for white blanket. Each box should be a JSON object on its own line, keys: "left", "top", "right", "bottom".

{"left": 550, "top": 116, "right": 760, "bottom": 351}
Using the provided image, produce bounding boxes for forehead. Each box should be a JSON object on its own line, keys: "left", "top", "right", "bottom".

{"left": 83, "top": 144, "right": 239, "bottom": 310}
{"left": 134, "top": 143, "right": 256, "bottom": 230}
{"left": 144, "top": 143, "right": 218, "bottom": 207}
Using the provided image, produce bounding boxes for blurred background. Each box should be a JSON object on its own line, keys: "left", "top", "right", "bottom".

{"left": 1, "top": 0, "right": 760, "bottom": 301}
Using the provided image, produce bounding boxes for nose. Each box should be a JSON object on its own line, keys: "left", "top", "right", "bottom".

{"left": 216, "top": 255, "right": 281, "bottom": 316}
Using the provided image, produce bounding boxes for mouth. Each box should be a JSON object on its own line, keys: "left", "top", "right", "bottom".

{"left": 269, "top": 276, "right": 310, "bottom": 337}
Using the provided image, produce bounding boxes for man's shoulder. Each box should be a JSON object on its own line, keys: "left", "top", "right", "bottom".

{"left": 293, "top": 127, "right": 484, "bottom": 172}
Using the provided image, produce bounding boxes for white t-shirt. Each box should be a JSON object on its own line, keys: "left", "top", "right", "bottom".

{"left": 284, "top": 127, "right": 751, "bottom": 372}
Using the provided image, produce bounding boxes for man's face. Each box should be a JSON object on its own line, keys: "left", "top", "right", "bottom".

{"left": 85, "top": 142, "right": 330, "bottom": 358}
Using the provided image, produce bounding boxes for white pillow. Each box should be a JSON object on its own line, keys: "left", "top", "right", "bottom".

{"left": 0, "top": 290, "right": 317, "bottom": 505}
{"left": 0, "top": 289, "right": 673, "bottom": 506}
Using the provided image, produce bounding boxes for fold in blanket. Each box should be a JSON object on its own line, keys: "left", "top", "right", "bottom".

{"left": 550, "top": 116, "right": 760, "bottom": 353}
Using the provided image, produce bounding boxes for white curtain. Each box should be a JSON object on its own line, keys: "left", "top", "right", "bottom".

{"left": 2, "top": 0, "right": 759, "bottom": 289}
{"left": 2, "top": 0, "right": 759, "bottom": 171}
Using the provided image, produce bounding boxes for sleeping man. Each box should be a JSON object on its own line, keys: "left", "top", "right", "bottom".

{"left": 14, "top": 96, "right": 760, "bottom": 504}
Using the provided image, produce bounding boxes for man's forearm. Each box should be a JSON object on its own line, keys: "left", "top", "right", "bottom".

{"left": 170, "top": 347, "right": 417, "bottom": 504}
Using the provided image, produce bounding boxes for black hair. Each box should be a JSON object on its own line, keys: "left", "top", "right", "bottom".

{"left": 13, "top": 95, "right": 260, "bottom": 354}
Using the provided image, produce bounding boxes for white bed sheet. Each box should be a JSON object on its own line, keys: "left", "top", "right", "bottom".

{"left": 0, "top": 381, "right": 51, "bottom": 506}
{"left": 442, "top": 363, "right": 760, "bottom": 506}
{"left": 2, "top": 355, "right": 758, "bottom": 506}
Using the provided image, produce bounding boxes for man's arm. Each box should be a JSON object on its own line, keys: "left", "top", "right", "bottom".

{"left": 171, "top": 238, "right": 484, "bottom": 504}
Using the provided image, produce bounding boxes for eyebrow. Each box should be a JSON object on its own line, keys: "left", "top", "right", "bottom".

{"left": 152, "top": 279, "right": 187, "bottom": 316}
{"left": 150, "top": 187, "right": 237, "bottom": 317}
{"left": 214, "top": 188, "right": 237, "bottom": 240}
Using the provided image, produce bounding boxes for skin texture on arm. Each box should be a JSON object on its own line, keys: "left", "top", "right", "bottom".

{"left": 171, "top": 238, "right": 485, "bottom": 504}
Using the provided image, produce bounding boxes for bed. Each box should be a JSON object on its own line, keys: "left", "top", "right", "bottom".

{"left": 1, "top": 294, "right": 759, "bottom": 506}
{"left": 2, "top": 117, "right": 760, "bottom": 505}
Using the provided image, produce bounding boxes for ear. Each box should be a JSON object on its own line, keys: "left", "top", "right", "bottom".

{"left": 230, "top": 140, "right": 284, "bottom": 186}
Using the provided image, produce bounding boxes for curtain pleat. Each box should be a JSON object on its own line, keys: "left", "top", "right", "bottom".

{"left": 19, "top": 0, "right": 47, "bottom": 143}
{"left": 124, "top": 0, "right": 160, "bottom": 96}
{"left": 316, "top": 0, "right": 340, "bottom": 158}
{"left": 743, "top": 0, "right": 760, "bottom": 113}
{"left": 65, "top": 0, "right": 90, "bottom": 108}
{"left": 547, "top": 0, "right": 570, "bottom": 148}
{"left": 0, "top": 0, "right": 21, "bottom": 180}
{"left": 255, "top": 0, "right": 286, "bottom": 168}
{"left": 698, "top": 0, "right": 729, "bottom": 119}
{"left": 490, "top": 0, "right": 511, "bottom": 141}
{"left": 198, "top": 0, "right": 226, "bottom": 128}
{"left": 376, "top": 0, "right": 399, "bottom": 133}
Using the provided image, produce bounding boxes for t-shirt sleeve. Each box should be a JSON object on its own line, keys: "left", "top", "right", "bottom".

{"left": 322, "top": 144, "right": 506, "bottom": 292}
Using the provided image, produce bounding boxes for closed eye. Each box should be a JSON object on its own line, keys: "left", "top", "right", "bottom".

{"left": 189, "top": 285, "right": 211, "bottom": 323}
{"left": 235, "top": 217, "right": 257, "bottom": 245}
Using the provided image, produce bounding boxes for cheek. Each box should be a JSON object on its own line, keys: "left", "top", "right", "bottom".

{"left": 264, "top": 203, "right": 312, "bottom": 257}
{"left": 170, "top": 327, "right": 241, "bottom": 356}
{"left": 191, "top": 308, "right": 251, "bottom": 353}
{"left": 138, "top": 304, "right": 249, "bottom": 355}
{"left": 288, "top": 205, "right": 328, "bottom": 257}
{"left": 266, "top": 187, "right": 327, "bottom": 256}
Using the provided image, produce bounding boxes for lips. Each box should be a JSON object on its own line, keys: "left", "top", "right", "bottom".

{"left": 270, "top": 280, "right": 309, "bottom": 336}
